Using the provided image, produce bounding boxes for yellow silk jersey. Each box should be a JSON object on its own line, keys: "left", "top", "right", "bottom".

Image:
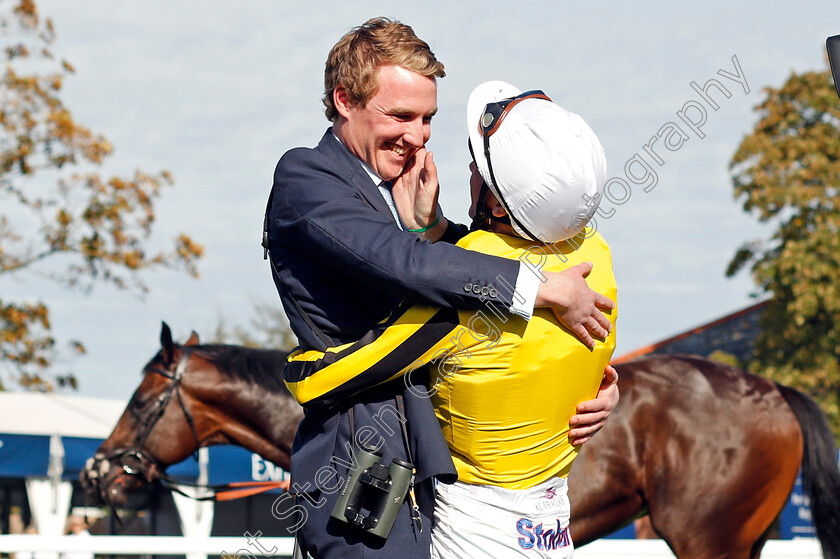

{"left": 284, "top": 229, "right": 617, "bottom": 489}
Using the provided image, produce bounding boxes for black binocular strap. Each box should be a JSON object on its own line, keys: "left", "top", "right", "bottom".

{"left": 394, "top": 395, "right": 413, "bottom": 466}
{"left": 346, "top": 393, "right": 413, "bottom": 467}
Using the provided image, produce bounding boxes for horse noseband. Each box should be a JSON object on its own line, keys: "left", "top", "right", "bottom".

{"left": 119, "top": 449, "right": 161, "bottom": 481}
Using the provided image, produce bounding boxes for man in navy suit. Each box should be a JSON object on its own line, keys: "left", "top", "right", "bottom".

{"left": 265, "top": 17, "right": 617, "bottom": 558}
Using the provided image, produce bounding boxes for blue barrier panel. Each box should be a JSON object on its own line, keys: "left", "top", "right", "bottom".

{"left": 207, "top": 445, "right": 288, "bottom": 492}
{"left": 779, "top": 450, "right": 840, "bottom": 539}
{"left": 165, "top": 453, "right": 200, "bottom": 481}
{"left": 0, "top": 433, "right": 50, "bottom": 477}
{"left": 62, "top": 436, "right": 103, "bottom": 480}
{"left": 604, "top": 522, "right": 635, "bottom": 539}
{"left": 780, "top": 470, "right": 815, "bottom": 538}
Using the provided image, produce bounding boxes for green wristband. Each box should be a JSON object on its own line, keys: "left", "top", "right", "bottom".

{"left": 407, "top": 215, "right": 440, "bottom": 233}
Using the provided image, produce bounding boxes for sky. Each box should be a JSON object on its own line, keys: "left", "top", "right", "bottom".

{"left": 6, "top": 0, "right": 840, "bottom": 400}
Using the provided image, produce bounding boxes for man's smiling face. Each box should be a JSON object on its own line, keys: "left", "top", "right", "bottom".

{"left": 333, "top": 64, "right": 437, "bottom": 181}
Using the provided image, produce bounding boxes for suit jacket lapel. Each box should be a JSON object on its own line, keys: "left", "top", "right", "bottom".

{"left": 318, "top": 130, "right": 394, "bottom": 218}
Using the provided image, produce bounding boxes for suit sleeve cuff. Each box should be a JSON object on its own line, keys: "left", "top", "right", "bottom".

{"left": 509, "top": 261, "right": 540, "bottom": 321}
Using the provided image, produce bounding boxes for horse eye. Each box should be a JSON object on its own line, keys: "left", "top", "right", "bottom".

{"left": 130, "top": 395, "right": 147, "bottom": 410}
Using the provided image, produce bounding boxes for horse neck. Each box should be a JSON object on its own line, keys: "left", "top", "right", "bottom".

{"left": 190, "top": 353, "right": 300, "bottom": 468}
{"left": 217, "top": 381, "right": 291, "bottom": 440}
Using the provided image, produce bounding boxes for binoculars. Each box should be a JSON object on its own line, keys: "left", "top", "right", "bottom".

{"left": 331, "top": 444, "right": 414, "bottom": 539}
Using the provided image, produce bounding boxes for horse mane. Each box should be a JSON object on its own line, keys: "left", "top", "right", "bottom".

{"left": 186, "top": 344, "right": 291, "bottom": 394}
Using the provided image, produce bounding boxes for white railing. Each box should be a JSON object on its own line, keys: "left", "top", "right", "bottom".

{"left": 0, "top": 535, "right": 295, "bottom": 556}
{"left": 575, "top": 539, "right": 824, "bottom": 558}
{"left": 0, "top": 536, "right": 824, "bottom": 558}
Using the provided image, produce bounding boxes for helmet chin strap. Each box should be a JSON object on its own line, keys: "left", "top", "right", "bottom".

{"left": 470, "top": 181, "right": 512, "bottom": 233}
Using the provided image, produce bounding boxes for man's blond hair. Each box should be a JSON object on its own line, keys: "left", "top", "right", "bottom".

{"left": 323, "top": 17, "right": 445, "bottom": 122}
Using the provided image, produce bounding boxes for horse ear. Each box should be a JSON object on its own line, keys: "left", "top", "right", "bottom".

{"left": 184, "top": 331, "right": 200, "bottom": 346}
{"left": 160, "top": 322, "right": 175, "bottom": 364}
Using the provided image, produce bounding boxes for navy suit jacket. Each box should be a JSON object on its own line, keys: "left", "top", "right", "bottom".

{"left": 267, "top": 130, "right": 521, "bottom": 490}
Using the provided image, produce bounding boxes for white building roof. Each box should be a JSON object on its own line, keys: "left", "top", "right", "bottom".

{"left": 0, "top": 392, "right": 126, "bottom": 438}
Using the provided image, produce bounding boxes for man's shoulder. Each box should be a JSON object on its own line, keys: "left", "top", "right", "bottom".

{"left": 276, "top": 129, "right": 339, "bottom": 171}
{"left": 272, "top": 130, "right": 362, "bottom": 202}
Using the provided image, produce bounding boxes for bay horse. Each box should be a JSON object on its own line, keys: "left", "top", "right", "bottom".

{"left": 81, "top": 322, "right": 302, "bottom": 508}
{"left": 81, "top": 325, "right": 840, "bottom": 559}
{"left": 568, "top": 353, "right": 840, "bottom": 559}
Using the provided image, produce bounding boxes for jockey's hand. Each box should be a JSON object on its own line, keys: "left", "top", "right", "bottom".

{"left": 537, "top": 262, "right": 614, "bottom": 348}
{"left": 568, "top": 365, "right": 619, "bottom": 445}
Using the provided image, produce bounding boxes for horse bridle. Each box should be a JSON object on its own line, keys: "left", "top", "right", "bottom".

{"left": 85, "top": 349, "right": 202, "bottom": 508}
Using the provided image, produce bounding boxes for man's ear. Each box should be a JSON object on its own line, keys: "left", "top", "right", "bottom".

{"left": 333, "top": 86, "right": 353, "bottom": 119}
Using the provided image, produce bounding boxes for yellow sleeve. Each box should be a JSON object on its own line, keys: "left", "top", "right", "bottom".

{"left": 283, "top": 305, "right": 466, "bottom": 408}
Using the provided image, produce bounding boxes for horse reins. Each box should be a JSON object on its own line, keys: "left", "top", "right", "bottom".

{"left": 87, "top": 348, "right": 288, "bottom": 517}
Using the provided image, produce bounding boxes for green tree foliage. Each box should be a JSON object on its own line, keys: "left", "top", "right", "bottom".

{"left": 1, "top": 0, "right": 203, "bottom": 390}
{"left": 706, "top": 349, "right": 742, "bottom": 370}
{"left": 728, "top": 66, "right": 840, "bottom": 439}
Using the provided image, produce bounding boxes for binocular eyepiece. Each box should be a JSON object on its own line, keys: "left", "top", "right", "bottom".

{"left": 331, "top": 444, "right": 414, "bottom": 539}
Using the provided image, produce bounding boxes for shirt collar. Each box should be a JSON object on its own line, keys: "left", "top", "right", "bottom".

{"left": 332, "top": 130, "right": 385, "bottom": 186}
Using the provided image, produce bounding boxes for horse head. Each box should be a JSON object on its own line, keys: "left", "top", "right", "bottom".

{"left": 81, "top": 322, "right": 302, "bottom": 510}
{"left": 80, "top": 322, "right": 204, "bottom": 508}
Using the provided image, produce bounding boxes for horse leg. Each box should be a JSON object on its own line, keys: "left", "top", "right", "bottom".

{"left": 634, "top": 516, "right": 658, "bottom": 538}
{"left": 570, "top": 491, "right": 646, "bottom": 545}
{"left": 748, "top": 522, "right": 775, "bottom": 559}
{"left": 569, "top": 419, "right": 647, "bottom": 545}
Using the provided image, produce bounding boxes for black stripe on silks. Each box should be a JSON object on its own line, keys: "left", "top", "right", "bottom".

{"left": 311, "top": 307, "right": 460, "bottom": 409}
{"left": 282, "top": 303, "right": 411, "bottom": 384}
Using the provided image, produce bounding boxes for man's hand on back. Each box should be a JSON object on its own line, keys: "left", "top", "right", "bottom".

{"left": 536, "top": 261, "right": 614, "bottom": 348}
